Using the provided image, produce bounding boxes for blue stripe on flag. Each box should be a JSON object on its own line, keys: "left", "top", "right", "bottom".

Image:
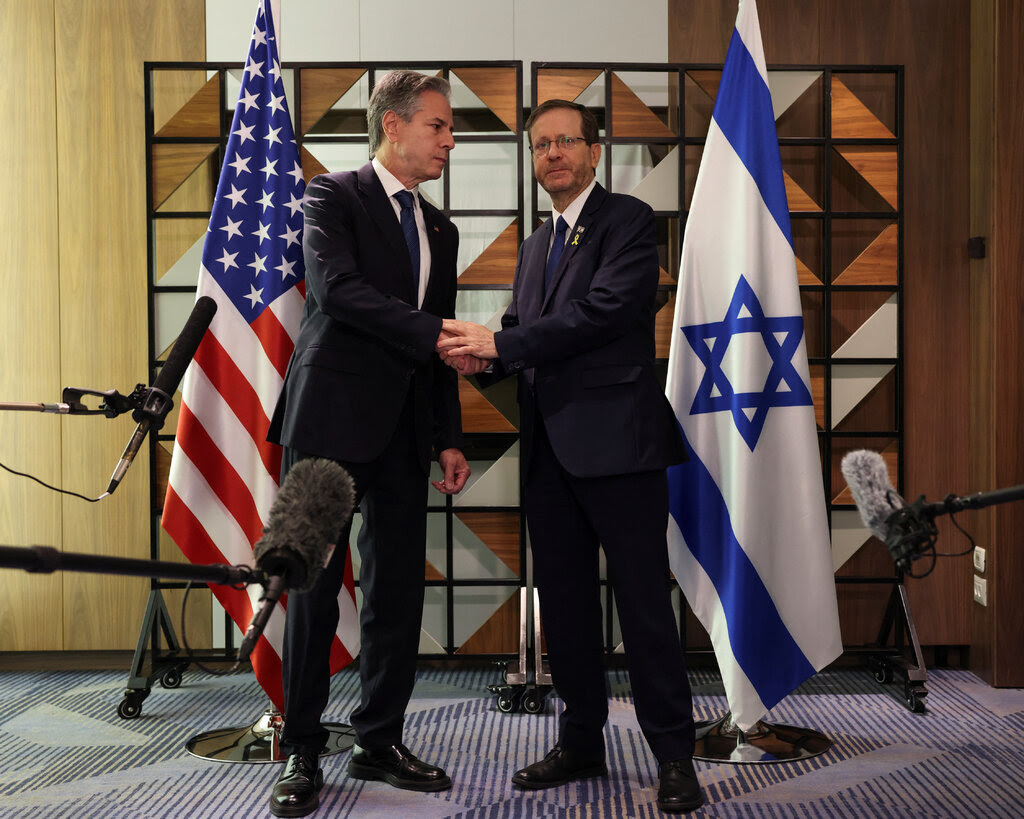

{"left": 713, "top": 29, "right": 793, "bottom": 247}
{"left": 668, "top": 433, "right": 815, "bottom": 710}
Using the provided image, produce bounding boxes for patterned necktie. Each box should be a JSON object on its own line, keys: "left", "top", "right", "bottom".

{"left": 544, "top": 216, "right": 568, "bottom": 294}
{"left": 393, "top": 190, "right": 420, "bottom": 294}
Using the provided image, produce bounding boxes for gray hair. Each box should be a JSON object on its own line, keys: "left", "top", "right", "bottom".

{"left": 367, "top": 70, "right": 452, "bottom": 155}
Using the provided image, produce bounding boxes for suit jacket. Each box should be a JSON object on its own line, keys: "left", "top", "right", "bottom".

{"left": 268, "top": 163, "right": 463, "bottom": 473}
{"left": 486, "top": 183, "right": 686, "bottom": 478}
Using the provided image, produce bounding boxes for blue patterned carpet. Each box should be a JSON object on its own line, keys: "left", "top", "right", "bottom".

{"left": 0, "top": 664, "right": 1021, "bottom": 817}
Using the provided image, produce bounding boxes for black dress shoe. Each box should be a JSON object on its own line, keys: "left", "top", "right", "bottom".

{"left": 657, "top": 758, "right": 705, "bottom": 813}
{"left": 269, "top": 753, "right": 323, "bottom": 818}
{"left": 511, "top": 745, "right": 607, "bottom": 789}
{"left": 348, "top": 743, "right": 452, "bottom": 792}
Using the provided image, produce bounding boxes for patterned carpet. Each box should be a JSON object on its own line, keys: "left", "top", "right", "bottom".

{"left": 0, "top": 663, "right": 1021, "bottom": 817}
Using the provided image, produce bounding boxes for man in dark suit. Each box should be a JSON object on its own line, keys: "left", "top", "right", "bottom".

{"left": 266, "top": 70, "right": 470, "bottom": 818}
{"left": 438, "top": 99, "right": 704, "bottom": 813}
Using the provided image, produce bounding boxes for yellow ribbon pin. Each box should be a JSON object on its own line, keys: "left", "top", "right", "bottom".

{"left": 571, "top": 233, "right": 580, "bottom": 246}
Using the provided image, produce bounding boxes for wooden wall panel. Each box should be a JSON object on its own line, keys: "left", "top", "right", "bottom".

{"left": 670, "top": 1, "right": 973, "bottom": 647}
{"left": 46, "top": 0, "right": 206, "bottom": 650}
{"left": 0, "top": 0, "right": 63, "bottom": 651}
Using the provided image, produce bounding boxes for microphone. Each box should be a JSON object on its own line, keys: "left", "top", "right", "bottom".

{"left": 840, "top": 449, "right": 938, "bottom": 572}
{"left": 839, "top": 450, "right": 905, "bottom": 542}
{"left": 236, "top": 458, "right": 356, "bottom": 667}
{"left": 105, "top": 296, "right": 217, "bottom": 495}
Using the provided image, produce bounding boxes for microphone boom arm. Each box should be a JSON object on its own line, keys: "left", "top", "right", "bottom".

{"left": 0, "top": 544, "right": 258, "bottom": 588}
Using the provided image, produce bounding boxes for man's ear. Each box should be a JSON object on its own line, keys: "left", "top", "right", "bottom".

{"left": 589, "top": 141, "right": 602, "bottom": 170}
{"left": 381, "top": 109, "right": 399, "bottom": 144}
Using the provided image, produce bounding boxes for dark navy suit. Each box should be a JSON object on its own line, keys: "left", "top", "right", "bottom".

{"left": 268, "top": 162, "right": 463, "bottom": 753}
{"left": 484, "top": 183, "right": 696, "bottom": 763}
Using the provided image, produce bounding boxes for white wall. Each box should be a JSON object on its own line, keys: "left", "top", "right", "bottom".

{"left": 206, "top": 0, "right": 669, "bottom": 96}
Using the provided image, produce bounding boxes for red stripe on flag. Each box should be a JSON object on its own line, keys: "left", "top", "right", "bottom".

{"left": 193, "top": 333, "right": 282, "bottom": 480}
{"left": 164, "top": 486, "right": 285, "bottom": 709}
{"left": 175, "top": 405, "right": 264, "bottom": 547}
{"left": 251, "top": 307, "right": 294, "bottom": 380}
{"left": 328, "top": 546, "right": 358, "bottom": 670}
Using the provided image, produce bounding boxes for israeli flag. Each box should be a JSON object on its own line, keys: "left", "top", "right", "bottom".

{"left": 666, "top": 0, "right": 842, "bottom": 731}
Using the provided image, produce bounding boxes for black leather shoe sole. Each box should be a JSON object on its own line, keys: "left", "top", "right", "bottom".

{"left": 657, "top": 791, "right": 705, "bottom": 814}
{"left": 511, "top": 761, "right": 607, "bottom": 790}
{"left": 348, "top": 760, "right": 452, "bottom": 792}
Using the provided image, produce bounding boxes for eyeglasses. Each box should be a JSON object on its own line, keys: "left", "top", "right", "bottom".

{"left": 529, "top": 136, "right": 587, "bottom": 155}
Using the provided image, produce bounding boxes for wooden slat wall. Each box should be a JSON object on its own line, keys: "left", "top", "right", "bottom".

{"left": 670, "top": 0, "right": 974, "bottom": 647}
{"left": 0, "top": 1, "right": 205, "bottom": 652}
{"left": 970, "top": 0, "right": 1024, "bottom": 686}
{"left": 0, "top": 0, "right": 63, "bottom": 651}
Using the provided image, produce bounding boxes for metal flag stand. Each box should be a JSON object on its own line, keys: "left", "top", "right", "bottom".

{"left": 185, "top": 707, "right": 354, "bottom": 763}
{"left": 693, "top": 713, "right": 831, "bottom": 764}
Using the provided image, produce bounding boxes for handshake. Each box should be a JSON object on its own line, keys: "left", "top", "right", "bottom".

{"left": 436, "top": 319, "right": 497, "bottom": 376}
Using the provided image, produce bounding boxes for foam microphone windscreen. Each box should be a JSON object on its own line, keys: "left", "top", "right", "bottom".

{"left": 253, "top": 458, "right": 356, "bottom": 592}
{"left": 839, "top": 449, "right": 905, "bottom": 541}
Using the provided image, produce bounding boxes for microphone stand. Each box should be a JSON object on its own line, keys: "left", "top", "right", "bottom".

{"left": 0, "top": 545, "right": 356, "bottom": 763}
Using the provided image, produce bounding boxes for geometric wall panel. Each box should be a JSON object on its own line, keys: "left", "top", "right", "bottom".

{"left": 834, "top": 146, "right": 898, "bottom": 210}
{"left": 610, "top": 72, "right": 674, "bottom": 138}
{"left": 537, "top": 68, "right": 601, "bottom": 105}
{"left": 833, "top": 295, "right": 897, "bottom": 359}
{"left": 831, "top": 77, "right": 895, "bottom": 140}
{"left": 451, "top": 66, "right": 518, "bottom": 132}
{"left": 833, "top": 223, "right": 898, "bottom": 286}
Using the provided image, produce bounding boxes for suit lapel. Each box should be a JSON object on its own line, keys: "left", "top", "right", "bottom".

{"left": 421, "top": 197, "right": 446, "bottom": 309}
{"left": 357, "top": 163, "right": 418, "bottom": 303}
{"left": 540, "top": 184, "right": 607, "bottom": 313}
{"left": 518, "top": 219, "right": 552, "bottom": 321}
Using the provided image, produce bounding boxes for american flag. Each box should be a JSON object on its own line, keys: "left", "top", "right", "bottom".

{"left": 161, "top": 0, "right": 359, "bottom": 709}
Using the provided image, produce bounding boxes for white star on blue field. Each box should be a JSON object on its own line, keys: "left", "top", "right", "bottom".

{"left": 682, "top": 274, "right": 812, "bottom": 451}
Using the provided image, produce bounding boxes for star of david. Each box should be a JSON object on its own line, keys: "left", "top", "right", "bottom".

{"left": 681, "top": 274, "right": 812, "bottom": 451}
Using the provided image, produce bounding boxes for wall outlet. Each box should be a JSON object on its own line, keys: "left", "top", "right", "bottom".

{"left": 973, "top": 546, "right": 986, "bottom": 573}
{"left": 973, "top": 575, "right": 988, "bottom": 606}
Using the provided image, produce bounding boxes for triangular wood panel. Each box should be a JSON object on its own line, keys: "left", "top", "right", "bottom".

{"left": 536, "top": 69, "right": 602, "bottom": 105}
{"left": 796, "top": 255, "right": 822, "bottom": 286}
{"left": 455, "top": 511, "right": 521, "bottom": 575}
{"left": 425, "top": 558, "right": 444, "bottom": 580}
{"left": 784, "top": 171, "right": 821, "bottom": 211}
{"left": 687, "top": 70, "right": 721, "bottom": 102}
{"left": 155, "top": 75, "right": 220, "bottom": 138}
{"left": 655, "top": 294, "right": 677, "bottom": 359}
{"left": 300, "top": 68, "right": 365, "bottom": 135}
{"left": 459, "top": 220, "right": 518, "bottom": 285}
{"left": 300, "top": 146, "right": 329, "bottom": 184}
{"left": 452, "top": 66, "right": 518, "bottom": 132}
{"left": 833, "top": 443, "right": 898, "bottom": 504}
{"left": 834, "top": 224, "right": 898, "bottom": 286}
{"left": 151, "top": 143, "right": 218, "bottom": 209}
{"left": 811, "top": 374, "right": 825, "bottom": 429}
{"left": 835, "top": 146, "right": 898, "bottom": 210}
{"left": 455, "top": 590, "right": 519, "bottom": 654}
{"left": 609, "top": 73, "right": 674, "bottom": 138}
{"left": 459, "top": 379, "right": 517, "bottom": 433}
{"left": 659, "top": 266, "right": 674, "bottom": 285}
{"left": 831, "top": 77, "right": 895, "bottom": 139}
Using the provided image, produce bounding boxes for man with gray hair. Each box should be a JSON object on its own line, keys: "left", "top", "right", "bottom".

{"left": 267, "top": 69, "right": 468, "bottom": 817}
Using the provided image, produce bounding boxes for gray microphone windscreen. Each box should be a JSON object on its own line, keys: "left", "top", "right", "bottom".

{"left": 840, "top": 449, "right": 904, "bottom": 541}
{"left": 253, "top": 458, "right": 356, "bottom": 592}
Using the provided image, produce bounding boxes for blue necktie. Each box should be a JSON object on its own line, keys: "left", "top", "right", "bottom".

{"left": 394, "top": 190, "right": 420, "bottom": 294}
{"left": 544, "top": 216, "right": 568, "bottom": 293}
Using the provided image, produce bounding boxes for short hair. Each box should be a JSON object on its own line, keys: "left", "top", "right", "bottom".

{"left": 367, "top": 70, "right": 452, "bottom": 155}
{"left": 525, "top": 99, "right": 600, "bottom": 147}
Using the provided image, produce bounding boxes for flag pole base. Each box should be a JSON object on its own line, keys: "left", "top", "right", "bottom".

{"left": 693, "top": 712, "right": 831, "bottom": 764}
{"left": 184, "top": 709, "right": 355, "bottom": 764}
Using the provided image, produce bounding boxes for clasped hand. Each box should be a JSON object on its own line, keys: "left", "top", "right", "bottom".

{"left": 436, "top": 319, "right": 496, "bottom": 376}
